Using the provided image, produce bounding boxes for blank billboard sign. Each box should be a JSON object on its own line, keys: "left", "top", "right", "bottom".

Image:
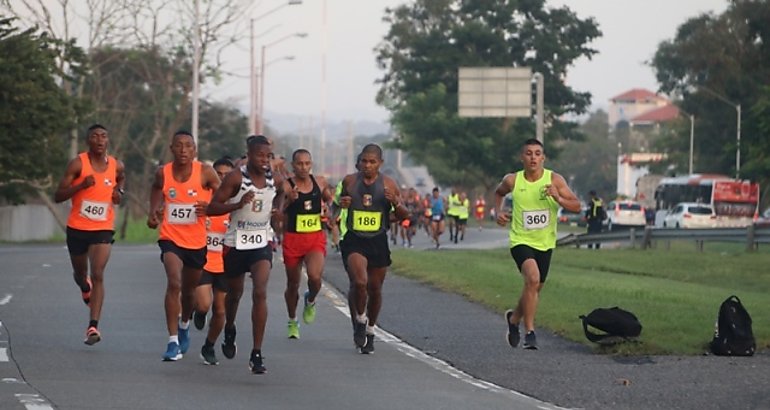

{"left": 458, "top": 67, "right": 532, "bottom": 118}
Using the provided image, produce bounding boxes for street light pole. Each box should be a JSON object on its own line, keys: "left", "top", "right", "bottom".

{"left": 688, "top": 114, "right": 694, "bottom": 175}
{"left": 259, "top": 32, "right": 308, "bottom": 134}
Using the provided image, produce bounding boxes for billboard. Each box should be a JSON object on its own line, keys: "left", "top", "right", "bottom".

{"left": 458, "top": 67, "right": 532, "bottom": 118}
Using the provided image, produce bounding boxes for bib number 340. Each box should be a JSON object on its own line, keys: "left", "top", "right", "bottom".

{"left": 235, "top": 229, "right": 268, "bottom": 250}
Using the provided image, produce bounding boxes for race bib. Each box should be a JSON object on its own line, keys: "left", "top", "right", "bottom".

{"left": 235, "top": 228, "right": 268, "bottom": 250}
{"left": 296, "top": 214, "right": 321, "bottom": 233}
{"left": 206, "top": 232, "right": 224, "bottom": 252}
{"left": 522, "top": 209, "right": 549, "bottom": 230}
{"left": 352, "top": 210, "right": 381, "bottom": 232}
{"left": 80, "top": 200, "right": 108, "bottom": 221}
{"left": 167, "top": 203, "right": 197, "bottom": 225}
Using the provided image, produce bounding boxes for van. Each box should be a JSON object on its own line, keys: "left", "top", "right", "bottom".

{"left": 605, "top": 200, "right": 646, "bottom": 231}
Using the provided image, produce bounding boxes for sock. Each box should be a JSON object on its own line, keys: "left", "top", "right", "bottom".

{"left": 204, "top": 338, "right": 214, "bottom": 348}
{"left": 179, "top": 320, "right": 190, "bottom": 330}
{"left": 89, "top": 320, "right": 98, "bottom": 329}
{"left": 169, "top": 335, "right": 179, "bottom": 344}
{"left": 288, "top": 317, "right": 296, "bottom": 322}
{"left": 356, "top": 313, "right": 368, "bottom": 324}
{"left": 251, "top": 349, "right": 262, "bottom": 357}
{"left": 366, "top": 325, "right": 375, "bottom": 335}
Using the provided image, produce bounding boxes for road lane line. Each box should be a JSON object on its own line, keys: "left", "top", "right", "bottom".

{"left": 0, "top": 294, "right": 12, "bottom": 305}
{"left": 15, "top": 393, "right": 54, "bottom": 410}
{"left": 320, "top": 286, "right": 570, "bottom": 410}
{"left": 0, "top": 347, "right": 8, "bottom": 362}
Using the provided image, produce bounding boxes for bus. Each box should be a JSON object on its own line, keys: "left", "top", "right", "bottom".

{"left": 654, "top": 174, "right": 760, "bottom": 227}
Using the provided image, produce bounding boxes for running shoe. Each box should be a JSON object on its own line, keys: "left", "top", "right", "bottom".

{"left": 81, "top": 277, "right": 92, "bottom": 306}
{"left": 353, "top": 319, "right": 367, "bottom": 348}
{"left": 249, "top": 350, "right": 266, "bottom": 374}
{"left": 505, "top": 309, "right": 520, "bottom": 348}
{"left": 162, "top": 341, "right": 182, "bottom": 361}
{"left": 523, "top": 331, "right": 538, "bottom": 350}
{"left": 200, "top": 344, "right": 218, "bottom": 365}
{"left": 287, "top": 320, "right": 300, "bottom": 339}
{"left": 193, "top": 310, "right": 207, "bottom": 331}
{"left": 302, "top": 290, "right": 316, "bottom": 324}
{"left": 178, "top": 326, "right": 190, "bottom": 354}
{"left": 360, "top": 334, "right": 375, "bottom": 354}
{"left": 222, "top": 326, "right": 237, "bottom": 359}
{"left": 84, "top": 326, "right": 101, "bottom": 346}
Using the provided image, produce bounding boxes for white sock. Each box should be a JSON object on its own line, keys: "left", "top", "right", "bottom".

{"left": 288, "top": 317, "right": 296, "bottom": 322}
{"left": 169, "top": 335, "right": 179, "bottom": 344}
{"left": 356, "top": 313, "right": 368, "bottom": 324}
{"left": 366, "top": 325, "right": 375, "bottom": 335}
{"left": 179, "top": 320, "right": 190, "bottom": 330}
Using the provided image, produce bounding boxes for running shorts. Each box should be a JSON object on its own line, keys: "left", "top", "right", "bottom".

{"left": 223, "top": 245, "right": 273, "bottom": 278}
{"left": 66, "top": 227, "right": 114, "bottom": 255}
{"left": 158, "top": 240, "right": 207, "bottom": 270}
{"left": 340, "top": 231, "right": 391, "bottom": 269}
{"left": 509, "top": 245, "right": 553, "bottom": 283}
{"left": 282, "top": 231, "right": 327, "bottom": 268}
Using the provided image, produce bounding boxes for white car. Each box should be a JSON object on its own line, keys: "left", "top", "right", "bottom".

{"left": 663, "top": 203, "right": 716, "bottom": 229}
{"left": 605, "top": 200, "right": 646, "bottom": 231}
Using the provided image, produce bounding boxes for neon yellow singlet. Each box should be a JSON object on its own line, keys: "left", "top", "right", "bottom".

{"left": 509, "top": 169, "right": 560, "bottom": 251}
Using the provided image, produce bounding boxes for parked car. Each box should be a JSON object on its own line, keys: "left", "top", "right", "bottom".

{"left": 604, "top": 200, "right": 646, "bottom": 231}
{"left": 754, "top": 207, "right": 770, "bottom": 228}
{"left": 557, "top": 207, "right": 587, "bottom": 227}
{"left": 662, "top": 202, "right": 717, "bottom": 229}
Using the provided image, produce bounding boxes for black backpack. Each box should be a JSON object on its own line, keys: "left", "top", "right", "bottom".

{"left": 709, "top": 295, "right": 755, "bottom": 356}
{"left": 579, "top": 307, "right": 642, "bottom": 345}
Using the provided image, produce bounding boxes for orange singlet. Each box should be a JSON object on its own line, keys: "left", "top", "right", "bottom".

{"left": 159, "top": 161, "right": 211, "bottom": 249}
{"left": 203, "top": 214, "right": 228, "bottom": 273}
{"left": 67, "top": 152, "right": 118, "bottom": 231}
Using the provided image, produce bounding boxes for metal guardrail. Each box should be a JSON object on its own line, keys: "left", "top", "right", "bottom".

{"left": 556, "top": 224, "right": 770, "bottom": 251}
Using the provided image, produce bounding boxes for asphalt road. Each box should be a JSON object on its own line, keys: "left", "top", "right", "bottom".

{"left": 1, "top": 225, "right": 769, "bottom": 410}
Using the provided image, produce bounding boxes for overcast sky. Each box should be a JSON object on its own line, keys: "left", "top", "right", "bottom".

{"left": 205, "top": 0, "right": 728, "bottom": 126}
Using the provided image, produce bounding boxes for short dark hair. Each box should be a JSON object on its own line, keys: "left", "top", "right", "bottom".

{"left": 432, "top": 187, "right": 439, "bottom": 193}
{"left": 213, "top": 156, "right": 234, "bottom": 168}
{"left": 522, "top": 138, "right": 543, "bottom": 149}
{"left": 246, "top": 134, "right": 270, "bottom": 149}
{"left": 360, "top": 143, "right": 383, "bottom": 159}
{"left": 589, "top": 190, "right": 597, "bottom": 196}
{"left": 173, "top": 130, "right": 194, "bottom": 142}
{"left": 292, "top": 148, "right": 311, "bottom": 162}
{"left": 87, "top": 124, "right": 107, "bottom": 135}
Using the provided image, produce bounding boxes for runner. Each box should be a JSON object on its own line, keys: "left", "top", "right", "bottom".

{"left": 337, "top": 144, "right": 409, "bottom": 354}
{"left": 474, "top": 193, "right": 486, "bottom": 231}
{"left": 54, "top": 124, "right": 125, "bottom": 346}
{"left": 147, "top": 130, "right": 220, "bottom": 361}
{"left": 429, "top": 187, "right": 447, "bottom": 249}
{"left": 194, "top": 157, "right": 235, "bottom": 365}
{"left": 494, "top": 138, "right": 580, "bottom": 350}
{"left": 400, "top": 187, "right": 419, "bottom": 248}
{"left": 455, "top": 191, "right": 470, "bottom": 242}
{"left": 447, "top": 188, "right": 462, "bottom": 242}
{"left": 280, "top": 149, "right": 334, "bottom": 339}
{"left": 207, "top": 135, "right": 284, "bottom": 374}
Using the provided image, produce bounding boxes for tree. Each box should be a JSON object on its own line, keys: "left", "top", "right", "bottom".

{"left": 376, "top": 0, "right": 601, "bottom": 191}
{"left": 652, "top": 0, "right": 770, "bottom": 195}
{"left": 0, "top": 17, "right": 86, "bottom": 218}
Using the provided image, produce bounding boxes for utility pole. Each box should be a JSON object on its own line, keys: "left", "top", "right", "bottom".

{"left": 191, "top": 0, "right": 201, "bottom": 147}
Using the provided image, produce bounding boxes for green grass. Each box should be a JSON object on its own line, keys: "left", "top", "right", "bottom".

{"left": 390, "top": 244, "right": 769, "bottom": 355}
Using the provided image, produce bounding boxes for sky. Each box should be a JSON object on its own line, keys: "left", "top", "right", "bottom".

{"left": 203, "top": 0, "right": 728, "bottom": 128}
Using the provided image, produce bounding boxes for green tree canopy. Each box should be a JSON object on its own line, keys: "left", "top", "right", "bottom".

{"left": 0, "top": 17, "right": 86, "bottom": 203}
{"left": 652, "top": 0, "right": 770, "bottom": 198}
{"left": 376, "top": 0, "right": 601, "bottom": 191}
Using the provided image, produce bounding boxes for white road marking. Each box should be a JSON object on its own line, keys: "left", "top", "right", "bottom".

{"left": 2, "top": 377, "right": 24, "bottom": 383}
{"left": 0, "top": 347, "right": 8, "bottom": 362}
{"left": 15, "top": 393, "right": 54, "bottom": 410}
{"left": 0, "top": 294, "right": 12, "bottom": 305}
{"left": 320, "top": 286, "right": 570, "bottom": 410}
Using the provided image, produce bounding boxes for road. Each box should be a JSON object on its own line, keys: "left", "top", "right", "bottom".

{"left": 0, "top": 226, "right": 555, "bottom": 410}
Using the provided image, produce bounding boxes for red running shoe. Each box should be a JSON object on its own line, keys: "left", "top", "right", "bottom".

{"left": 84, "top": 326, "right": 101, "bottom": 345}
{"left": 81, "top": 277, "right": 92, "bottom": 306}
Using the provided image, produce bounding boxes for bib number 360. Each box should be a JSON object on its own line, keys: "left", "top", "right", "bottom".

{"left": 522, "top": 210, "right": 549, "bottom": 230}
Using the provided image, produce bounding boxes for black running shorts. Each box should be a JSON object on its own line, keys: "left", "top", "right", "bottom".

{"left": 66, "top": 227, "right": 114, "bottom": 256}
{"left": 158, "top": 240, "right": 207, "bottom": 270}
{"left": 199, "top": 270, "right": 228, "bottom": 292}
{"left": 223, "top": 245, "right": 273, "bottom": 278}
{"left": 509, "top": 245, "right": 553, "bottom": 283}
{"left": 340, "top": 231, "right": 391, "bottom": 269}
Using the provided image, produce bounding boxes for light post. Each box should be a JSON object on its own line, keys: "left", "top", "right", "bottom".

{"left": 249, "top": 0, "right": 303, "bottom": 135}
{"left": 697, "top": 86, "right": 741, "bottom": 178}
{"left": 258, "top": 32, "right": 308, "bottom": 134}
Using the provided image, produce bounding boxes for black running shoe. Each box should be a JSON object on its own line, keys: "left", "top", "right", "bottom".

{"left": 222, "top": 326, "right": 237, "bottom": 359}
{"left": 353, "top": 320, "right": 367, "bottom": 348}
{"left": 523, "top": 331, "right": 538, "bottom": 350}
{"left": 505, "top": 309, "right": 520, "bottom": 348}
{"left": 193, "top": 310, "right": 207, "bottom": 331}
{"left": 200, "top": 344, "right": 218, "bottom": 365}
{"left": 360, "top": 334, "right": 375, "bottom": 354}
{"left": 249, "top": 350, "right": 266, "bottom": 374}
